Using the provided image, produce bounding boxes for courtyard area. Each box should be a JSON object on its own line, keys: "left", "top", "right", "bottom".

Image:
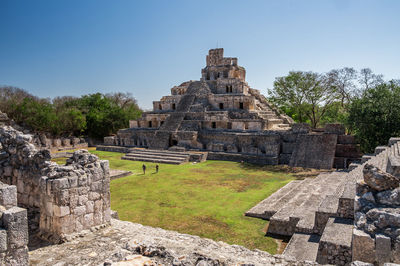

{"left": 54, "top": 149, "right": 317, "bottom": 254}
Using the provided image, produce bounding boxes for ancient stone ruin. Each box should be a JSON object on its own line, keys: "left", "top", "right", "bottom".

{"left": 100, "top": 49, "right": 360, "bottom": 169}
{"left": 246, "top": 137, "right": 400, "bottom": 265}
{"left": 0, "top": 113, "right": 111, "bottom": 265}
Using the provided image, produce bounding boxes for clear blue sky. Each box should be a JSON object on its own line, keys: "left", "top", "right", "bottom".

{"left": 1, "top": 0, "right": 399, "bottom": 109}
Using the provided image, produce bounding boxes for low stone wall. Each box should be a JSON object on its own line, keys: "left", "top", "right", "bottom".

{"left": 32, "top": 134, "right": 88, "bottom": 152}
{"left": 0, "top": 181, "right": 29, "bottom": 265}
{"left": 0, "top": 126, "right": 111, "bottom": 244}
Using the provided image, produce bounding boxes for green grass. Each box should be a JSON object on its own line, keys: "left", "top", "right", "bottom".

{"left": 53, "top": 148, "right": 300, "bottom": 253}
{"left": 80, "top": 149, "right": 297, "bottom": 254}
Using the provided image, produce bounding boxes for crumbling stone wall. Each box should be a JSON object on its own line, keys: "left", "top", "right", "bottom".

{"left": 353, "top": 139, "right": 400, "bottom": 264}
{"left": 0, "top": 181, "right": 29, "bottom": 265}
{"left": 0, "top": 125, "right": 110, "bottom": 243}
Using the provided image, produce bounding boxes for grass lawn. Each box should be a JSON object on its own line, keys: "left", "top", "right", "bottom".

{"left": 54, "top": 148, "right": 306, "bottom": 254}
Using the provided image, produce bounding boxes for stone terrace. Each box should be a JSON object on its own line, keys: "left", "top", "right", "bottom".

{"left": 246, "top": 137, "right": 400, "bottom": 265}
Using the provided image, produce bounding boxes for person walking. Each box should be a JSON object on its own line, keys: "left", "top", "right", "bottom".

{"left": 155, "top": 164, "right": 159, "bottom": 173}
{"left": 142, "top": 164, "right": 146, "bottom": 175}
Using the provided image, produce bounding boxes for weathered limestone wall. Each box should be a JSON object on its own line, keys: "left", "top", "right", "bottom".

{"left": 0, "top": 181, "right": 29, "bottom": 265}
{"left": 352, "top": 140, "right": 400, "bottom": 264}
{"left": 0, "top": 125, "right": 110, "bottom": 243}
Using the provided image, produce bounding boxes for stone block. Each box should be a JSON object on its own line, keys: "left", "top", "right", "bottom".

{"left": 44, "top": 201, "right": 53, "bottom": 216}
{"left": 71, "top": 137, "right": 80, "bottom": 146}
{"left": 78, "top": 174, "right": 88, "bottom": 186}
{"left": 90, "top": 181, "right": 102, "bottom": 191}
{"left": 281, "top": 132, "right": 297, "bottom": 143}
{"left": 56, "top": 189, "right": 70, "bottom": 205}
{"left": 53, "top": 205, "right": 70, "bottom": 217}
{"left": 103, "top": 207, "right": 111, "bottom": 223}
{"left": 83, "top": 213, "right": 93, "bottom": 228}
{"left": 58, "top": 215, "right": 74, "bottom": 234}
{"left": 94, "top": 200, "right": 103, "bottom": 213}
{"left": 78, "top": 195, "right": 88, "bottom": 205}
{"left": 393, "top": 239, "right": 400, "bottom": 263}
{"left": 226, "top": 144, "right": 238, "bottom": 153}
{"left": 335, "top": 144, "right": 362, "bottom": 158}
{"left": 352, "top": 229, "right": 375, "bottom": 263}
{"left": 338, "top": 135, "right": 356, "bottom": 144}
{"left": 61, "top": 138, "right": 71, "bottom": 146}
{"left": 89, "top": 192, "right": 100, "bottom": 201}
{"left": 0, "top": 229, "right": 7, "bottom": 252}
{"left": 290, "top": 133, "right": 337, "bottom": 169}
{"left": 375, "top": 234, "right": 391, "bottom": 265}
{"left": 324, "top": 123, "right": 345, "bottom": 135}
{"left": 73, "top": 206, "right": 86, "bottom": 216}
{"left": 52, "top": 178, "right": 70, "bottom": 190}
{"left": 3, "top": 166, "right": 12, "bottom": 177}
{"left": 281, "top": 142, "right": 294, "bottom": 154}
{"left": 77, "top": 187, "right": 89, "bottom": 195}
{"left": 93, "top": 212, "right": 103, "bottom": 224}
{"left": 68, "top": 176, "right": 78, "bottom": 188}
{"left": 279, "top": 154, "right": 291, "bottom": 165}
{"left": 291, "top": 123, "right": 310, "bottom": 133}
{"left": 85, "top": 201, "right": 94, "bottom": 213}
{"left": 375, "top": 146, "right": 387, "bottom": 155}
{"left": 2, "top": 207, "right": 28, "bottom": 248}
{"left": 388, "top": 137, "right": 400, "bottom": 146}
{"left": 0, "top": 184, "right": 17, "bottom": 208}
{"left": 53, "top": 138, "right": 62, "bottom": 147}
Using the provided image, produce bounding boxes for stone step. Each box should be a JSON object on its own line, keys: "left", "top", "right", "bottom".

{"left": 127, "top": 151, "right": 190, "bottom": 159}
{"left": 124, "top": 153, "right": 189, "bottom": 162}
{"left": 131, "top": 148, "right": 191, "bottom": 156}
{"left": 314, "top": 173, "right": 348, "bottom": 234}
{"left": 293, "top": 172, "right": 347, "bottom": 234}
{"left": 121, "top": 156, "right": 185, "bottom": 164}
{"left": 277, "top": 124, "right": 291, "bottom": 129}
{"left": 316, "top": 217, "right": 353, "bottom": 266}
{"left": 259, "top": 178, "right": 313, "bottom": 220}
{"left": 259, "top": 114, "right": 277, "bottom": 119}
{"left": 267, "top": 172, "right": 345, "bottom": 236}
{"left": 268, "top": 118, "right": 284, "bottom": 124}
{"left": 245, "top": 180, "right": 303, "bottom": 219}
{"left": 283, "top": 233, "right": 320, "bottom": 262}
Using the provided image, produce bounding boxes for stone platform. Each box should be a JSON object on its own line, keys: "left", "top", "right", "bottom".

{"left": 246, "top": 137, "right": 400, "bottom": 265}
{"left": 29, "top": 219, "right": 318, "bottom": 266}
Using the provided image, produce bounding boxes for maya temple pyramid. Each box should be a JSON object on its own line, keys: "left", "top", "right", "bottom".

{"left": 103, "top": 49, "right": 298, "bottom": 162}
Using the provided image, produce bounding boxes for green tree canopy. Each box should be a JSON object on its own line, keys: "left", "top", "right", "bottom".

{"left": 347, "top": 81, "right": 400, "bottom": 153}
{"left": 0, "top": 87, "right": 142, "bottom": 138}
{"left": 269, "top": 71, "right": 338, "bottom": 128}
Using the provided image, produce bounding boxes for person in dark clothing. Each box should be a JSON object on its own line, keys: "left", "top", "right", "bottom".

{"left": 142, "top": 164, "right": 146, "bottom": 174}
{"left": 155, "top": 164, "right": 159, "bottom": 173}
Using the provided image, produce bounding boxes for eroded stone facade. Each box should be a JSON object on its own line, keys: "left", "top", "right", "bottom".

{"left": 0, "top": 122, "right": 111, "bottom": 248}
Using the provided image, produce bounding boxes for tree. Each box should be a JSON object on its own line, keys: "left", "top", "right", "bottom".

{"left": 327, "top": 67, "right": 357, "bottom": 108}
{"left": 269, "top": 71, "right": 338, "bottom": 128}
{"left": 358, "top": 68, "right": 383, "bottom": 92}
{"left": 347, "top": 81, "right": 400, "bottom": 152}
{"left": 77, "top": 93, "right": 141, "bottom": 138}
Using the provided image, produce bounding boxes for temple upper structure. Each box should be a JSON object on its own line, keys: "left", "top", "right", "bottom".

{"left": 104, "top": 48, "right": 295, "bottom": 158}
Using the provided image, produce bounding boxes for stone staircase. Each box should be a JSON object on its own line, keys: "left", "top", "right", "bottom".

{"left": 246, "top": 171, "right": 353, "bottom": 265}
{"left": 246, "top": 138, "right": 400, "bottom": 265}
{"left": 122, "top": 148, "right": 190, "bottom": 164}
{"left": 249, "top": 88, "right": 292, "bottom": 130}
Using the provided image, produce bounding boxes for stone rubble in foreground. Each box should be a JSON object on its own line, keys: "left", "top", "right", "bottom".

{"left": 29, "top": 219, "right": 319, "bottom": 266}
